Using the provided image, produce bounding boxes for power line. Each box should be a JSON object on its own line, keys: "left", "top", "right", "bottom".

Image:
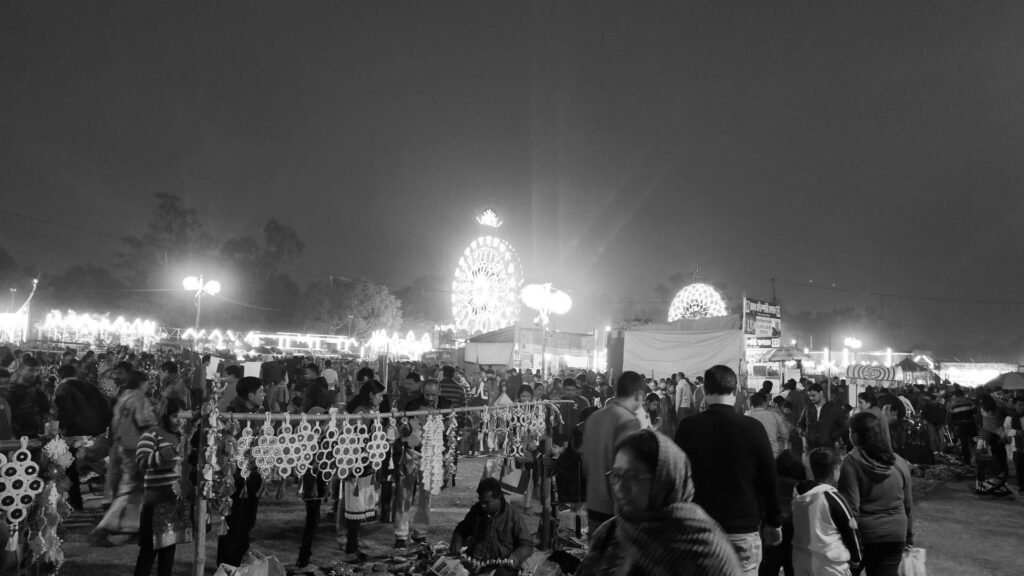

{"left": 211, "top": 293, "right": 297, "bottom": 314}
{"left": 776, "top": 278, "right": 1024, "bottom": 306}
{"left": 0, "top": 208, "right": 123, "bottom": 241}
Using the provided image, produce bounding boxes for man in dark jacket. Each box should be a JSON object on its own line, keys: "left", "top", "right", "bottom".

{"left": 798, "top": 383, "right": 847, "bottom": 451}
{"left": 451, "top": 478, "right": 534, "bottom": 575}
{"left": 394, "top": 380, "right": 452, "bottom": 548}
{"left": 675, "top": 365, "right": 782, "bottom": 575}
{"left": 218, "top": 377, "right": 266, "bottom": 566}
{"left": 54, "top": 363, "right": 113, "bottom": 510}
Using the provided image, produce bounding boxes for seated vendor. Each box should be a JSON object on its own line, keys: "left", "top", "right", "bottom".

{"left": 451, "top": 478, "right": 534, "bottom": 575}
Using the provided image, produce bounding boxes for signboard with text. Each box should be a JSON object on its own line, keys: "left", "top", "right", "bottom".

{"left": 743, "top": 298, "right": 781, "bottom": 350}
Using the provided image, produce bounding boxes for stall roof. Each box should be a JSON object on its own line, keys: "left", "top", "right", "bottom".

{"left": 896, "top": 357, "right": 928, "bottom": 372}
{"left": 467, "top": 325, "right": 516, "bottom": 343}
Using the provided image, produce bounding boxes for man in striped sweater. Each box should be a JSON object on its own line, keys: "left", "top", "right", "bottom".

{"left": 134, "top": 398, "right": 190, "bottom": 576}
{"left": 438, "top": 365, "right": 467, "bottom": 409}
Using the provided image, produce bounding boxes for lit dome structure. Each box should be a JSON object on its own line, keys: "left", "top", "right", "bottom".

{"left": 667, "top": 283, "right": 728, "bottom": 321}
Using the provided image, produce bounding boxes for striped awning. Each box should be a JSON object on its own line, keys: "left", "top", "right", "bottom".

{"left": 846, "top": 365, "right": 897, "bottom": 381}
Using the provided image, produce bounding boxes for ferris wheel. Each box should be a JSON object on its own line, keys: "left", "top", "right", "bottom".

{"left": 451, "top": 236, "right": 523, "bottom": 334}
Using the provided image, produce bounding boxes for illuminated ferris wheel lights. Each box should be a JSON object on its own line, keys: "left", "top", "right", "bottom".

{"left": 452, "top": 235, "right": 523, "bottom": 333}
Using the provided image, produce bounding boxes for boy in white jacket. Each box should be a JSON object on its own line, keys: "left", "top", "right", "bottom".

{"left": 791, "top": 448, "right": 862, "bottom": 576}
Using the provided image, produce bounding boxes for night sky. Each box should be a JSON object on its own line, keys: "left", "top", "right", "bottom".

{"left": 3, "top": 2, "right": 1024, "bottom": 357}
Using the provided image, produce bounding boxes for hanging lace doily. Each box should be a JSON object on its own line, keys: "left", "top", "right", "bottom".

{"left": 251, "top": 413, "right": 279, "bottom": 481}
{"left": 275, "top": 414, "right": 296, "bottom": 478}
{"left": 236, "top": 421, "right": 255, "bottom": 479}
{"left": 367, "top": 414, "right": 389, "bottom": 471}
{"left": 293, "top": 414, "right": 318, "bottom": 476}
{"left": 315, "top": 409, "right": 340, "bottom": 481}
{"left": 335, "top": 417, "right": 360, "bottom": 479}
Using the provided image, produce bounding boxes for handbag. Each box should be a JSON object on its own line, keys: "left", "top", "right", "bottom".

{"left": 898, "top": 547, "right": 927, "bottom": 576}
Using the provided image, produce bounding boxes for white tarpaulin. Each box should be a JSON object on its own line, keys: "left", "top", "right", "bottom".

{"left": 463, "top": 342, "right": 514, "bottom": 365}
{"left": 623, "top": 330, "right": 744, "bottom": 378}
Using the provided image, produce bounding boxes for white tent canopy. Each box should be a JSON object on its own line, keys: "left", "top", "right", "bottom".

{"left": 622, "top": 329, "right": 744, "bottom": 378}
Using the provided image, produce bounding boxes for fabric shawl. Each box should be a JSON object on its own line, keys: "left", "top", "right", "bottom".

{"left": 578, "top": 431, "right": 741, "bottom": 576}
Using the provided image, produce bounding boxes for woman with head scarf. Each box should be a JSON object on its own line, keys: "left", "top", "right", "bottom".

{"left": 578, "top": 429, "right": 742, "bottom": 576}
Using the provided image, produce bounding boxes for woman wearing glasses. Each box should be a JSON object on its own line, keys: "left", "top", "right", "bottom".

{"left": 578, "top": 429, "right": 741, "bottom": 576}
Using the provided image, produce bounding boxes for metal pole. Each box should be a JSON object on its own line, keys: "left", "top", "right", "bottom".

{"left": 193, "top": 279, "right": 206, "bottom": 576}
{"left": 538, "top": 433, "right": 553, "bottom": 550}
{"left": 540, "top": 323, "right": 548, "bottom": 380}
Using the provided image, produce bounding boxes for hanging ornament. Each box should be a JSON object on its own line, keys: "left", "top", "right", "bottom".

{"left": 421, "top": 414, "right": 445, "bottom": 495}
{"left": 42, "top": 436, "right": 74, "bottom": 470}
{"left": 293, "top": 414, "right": 318, "bottom": 477}
{"left": 275, "top": 414, "right": 296, "bottom": 478}
{"left": 352, "top": 416, "right": 369, "bottom": 478}
{"left": 484, "top": 406, "right": 498, "bottom": 452}
{"left": 385, "top": 413, "right": 398, "bottom": 443}
{"left": 251, "top": 413, "right": 279, "bottom": 481}
{"left": 443, "top": 411, "right": 459, "bottom": 485}
{"left": 203, "top": 407, "right": 222, "bottom": 498}
{"left": 0, "top": 437, "right": 45, "bottom": 551}
{"left": 367, "top": 414, "right": 389, "bottom": 471}
{"left": 335, "top": 417, "right": 359, "bottom": 479}
{"left": 30, "top": 480, "right": 71, "bottom": 567}
{"left": 236, "top": 421, "right": 255, "bottom": 479}
{"left": 316, "top": 409, "right": 340, "bottom": 481}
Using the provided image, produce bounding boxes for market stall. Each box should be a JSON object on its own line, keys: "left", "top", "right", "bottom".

{"left": 193, "top": 398, "right": 571, "bottom": 576}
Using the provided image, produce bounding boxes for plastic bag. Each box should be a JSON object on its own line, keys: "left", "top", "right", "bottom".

{"left": 231, "top": 550, "right": 286, "bottom": 576}
{"left": 898, "top": 547, "right": 926, "bottom": 576}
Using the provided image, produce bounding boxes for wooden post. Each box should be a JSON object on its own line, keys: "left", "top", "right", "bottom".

{"left": 538, "top": 434, "right": 553, "bottom": 550}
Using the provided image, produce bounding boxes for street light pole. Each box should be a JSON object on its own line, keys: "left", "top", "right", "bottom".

{"left": 8, "top": 288, "right": 15, "bottom": 313}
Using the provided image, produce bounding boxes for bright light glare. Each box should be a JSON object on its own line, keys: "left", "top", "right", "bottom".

{"left": 520, "top": 283, "right": 572, "bottom": 316}
{"left": 183, "top": 276, "right": 201, "bottom": 291}
{"left": 204, "top": 280, "right": 222, "bottom": 295}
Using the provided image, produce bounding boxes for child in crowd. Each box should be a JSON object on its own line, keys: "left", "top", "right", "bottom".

{"left": 791, "top": 448, "right": 862, "bottom": 576}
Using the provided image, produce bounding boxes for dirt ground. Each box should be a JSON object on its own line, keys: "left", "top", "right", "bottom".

{"left": 59, "top": 456, "right": 1024, "bottom": 576}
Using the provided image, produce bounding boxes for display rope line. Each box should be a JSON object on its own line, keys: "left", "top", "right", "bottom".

{"left": 218, "top": 399, "right": 572, "bottom": 422}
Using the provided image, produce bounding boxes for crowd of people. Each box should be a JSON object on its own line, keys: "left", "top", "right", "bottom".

{"left": 2, "top": 341, "right": 1023, "bottom": 576}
